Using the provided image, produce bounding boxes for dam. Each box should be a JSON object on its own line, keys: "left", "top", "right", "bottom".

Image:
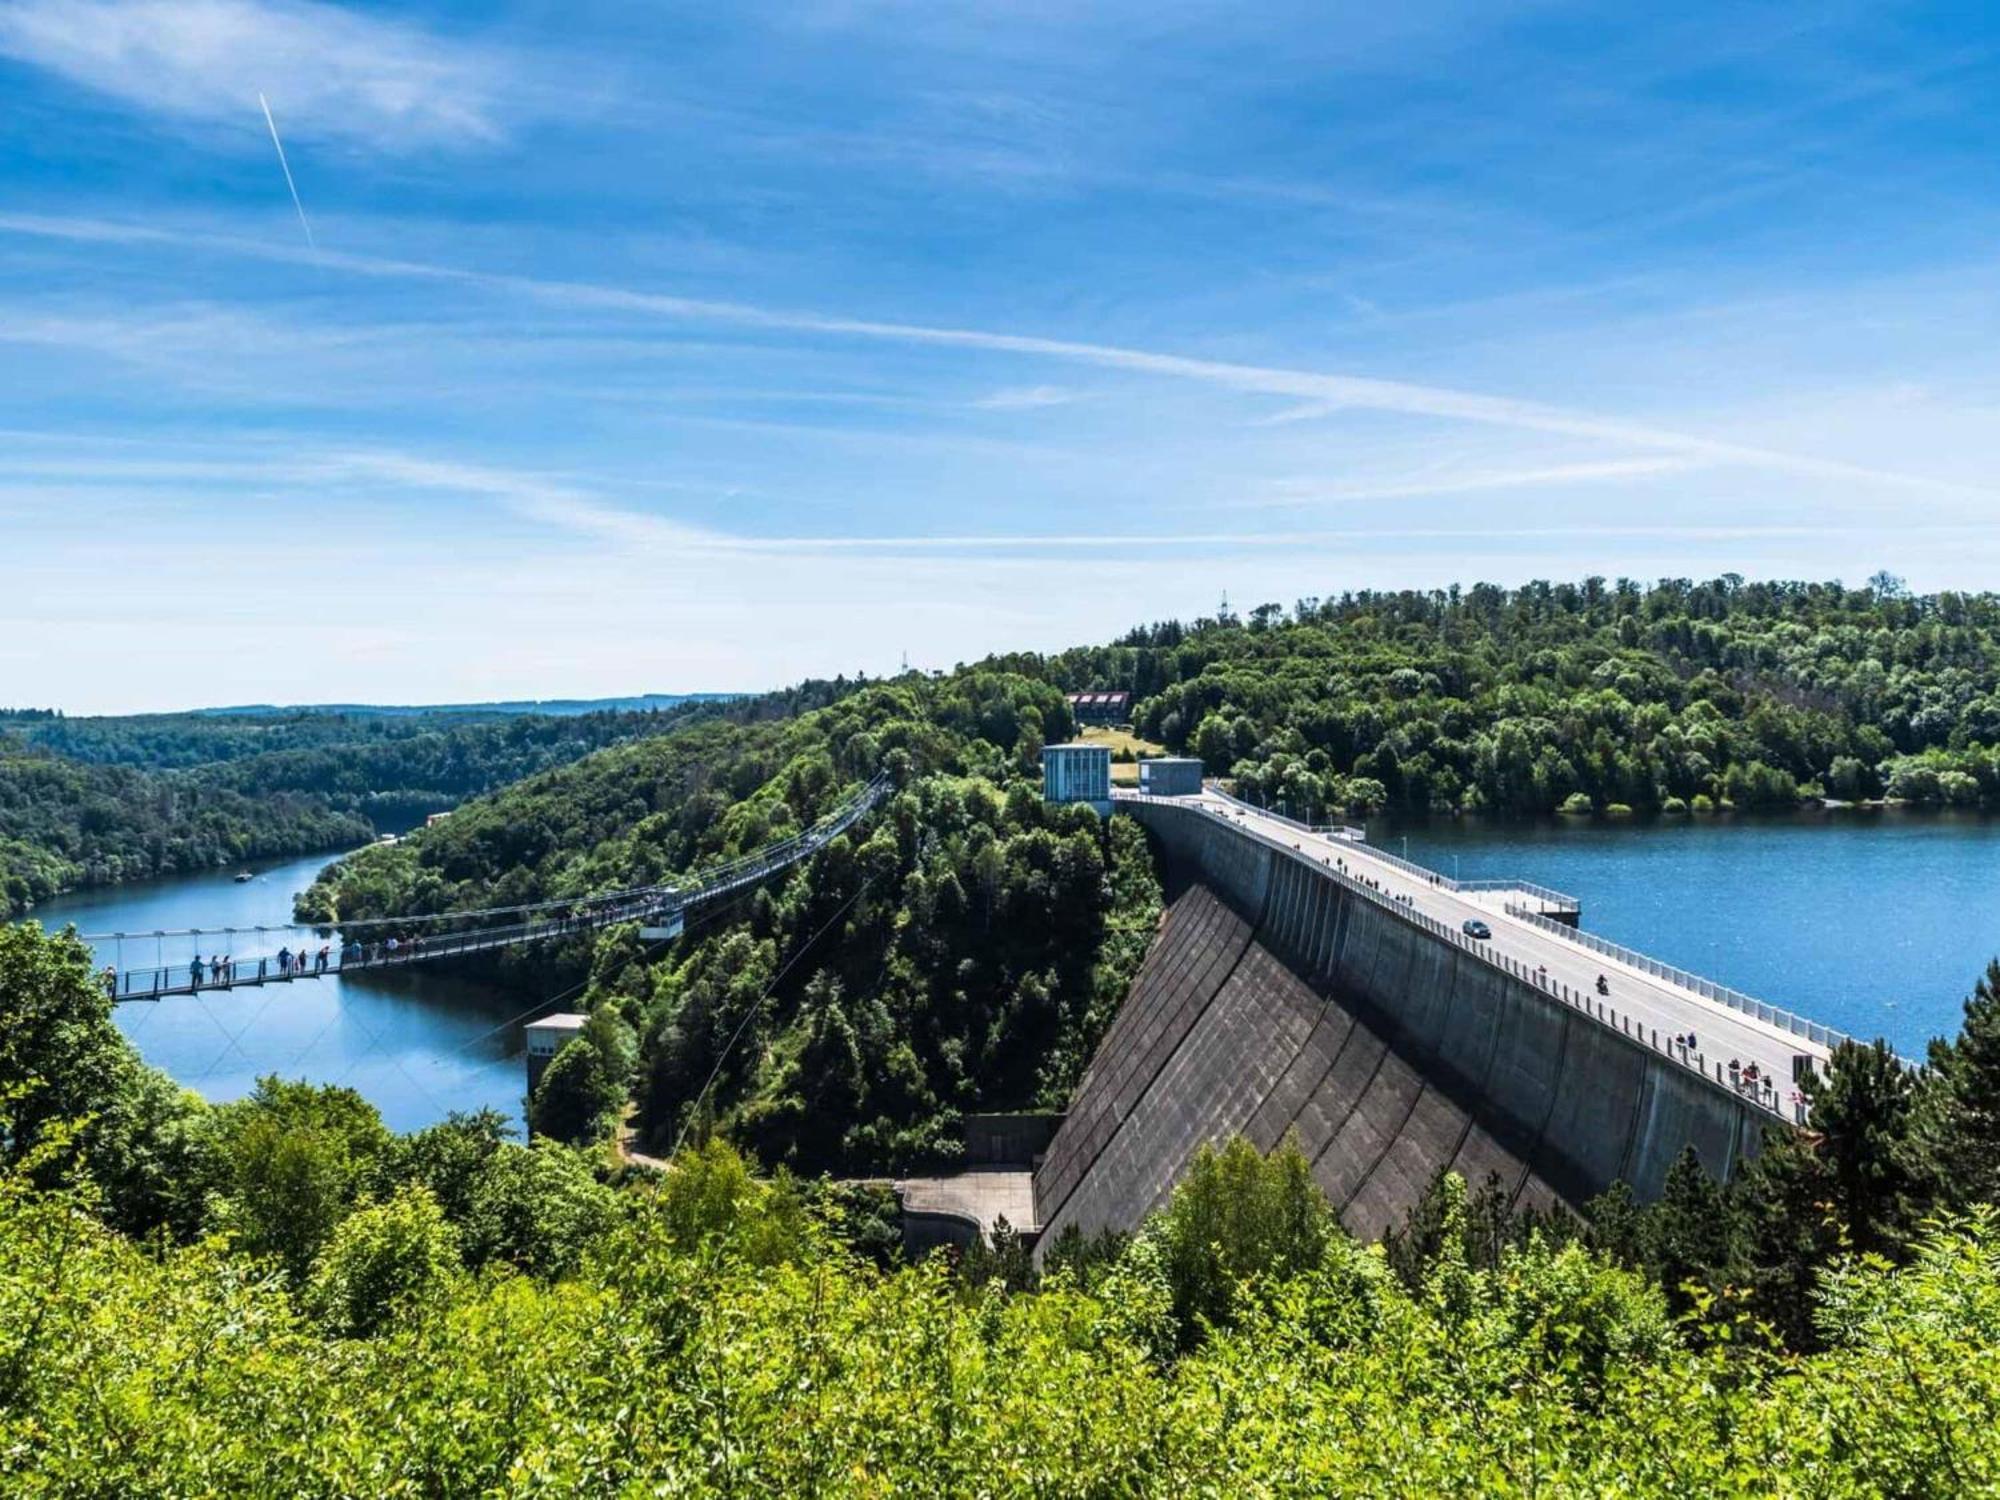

{"left": 1032, "top": 792, "right": 1840, "bottom": 1248}
{"left": 1008, "top": 784, "right": 1848, "bottom": 1252}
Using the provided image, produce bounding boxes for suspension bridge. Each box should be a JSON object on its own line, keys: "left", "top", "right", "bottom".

{"left": 83, "top": 775, "right": 892, "bottom": 1005}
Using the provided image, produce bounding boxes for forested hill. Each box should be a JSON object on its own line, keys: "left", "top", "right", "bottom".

{"left": 297, "top": 572, "right": 2000, "bottom": 1170}
{"left": 1044, "top": 574, "right": 2000, "bottom": 816}
{"left": 0, "top": 681, "right": 856, "bottom": 916}
{"left": 0, "top": 746, "right": 372, "bottom": 917}
{"left": 303, "top": 672, "right": 1161, "bottom": 1173}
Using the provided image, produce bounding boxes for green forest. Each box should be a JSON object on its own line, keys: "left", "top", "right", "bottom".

{"left": 303, "top": 671, "right": 1160, "bottom": 1174}
{"left": 0, "top": 683, "right": 857, "bottom": 916}
{"left": 0, "top": 746, "right": 372, "bottom": 918}
{"left": 5, "top": 917, "right": 2000, "bottom": 1493}
{"left": 1049, "top": 573, "right": 2000, "bottom": 815}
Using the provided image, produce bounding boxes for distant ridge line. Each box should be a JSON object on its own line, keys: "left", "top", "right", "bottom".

{"left": 188, "top": 692, "right": 748, "bottom": 719}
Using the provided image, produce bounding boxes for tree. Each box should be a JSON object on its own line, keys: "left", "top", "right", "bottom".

{"left": 1640, "top": 1147, "right": 1739, "bottom": 1316}
{"left": 1919, "top": 957, "right": 2000, "bottom": 1209}
{"left": 1738, "top": 1040, "right": 1923, "bottom": 1346}
{"left": 305, "top": 1183, "right": 461, "bottom": 1336}
{"left": 0, "top": 922, "right": 205, "bottom": 1237}
{"left": 529, "top": 1037, "right": 622, "bottom": 1145}
{"left": 204, "top": 1077, "right": 392, "bottom": 1278}
{"left": 1807, "top": 1040, "right": 1925, "bottom": 1258}
{"left": 382, "top": 1108, "right": 513, "bottom": 1226}
{"left": 459, "top": 1138, "right": 617, "bottom": 1277}
{"left": 1148, "top": 1133, "right": 1331, "bottom": 1347}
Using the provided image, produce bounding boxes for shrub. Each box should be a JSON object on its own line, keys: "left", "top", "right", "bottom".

{"left": 306, "top": 1183, "right": 461, "bottom": 1336}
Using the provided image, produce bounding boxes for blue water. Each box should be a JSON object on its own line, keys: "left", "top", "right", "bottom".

{"left": 34, "top": 852, "right": 529, "bottom": 1133}
{"left": 32, "top": 813, "right": 1997, "bottom": 1123}
{"left": 1376, "top": 810, "right": 2000, "bottom": 1058}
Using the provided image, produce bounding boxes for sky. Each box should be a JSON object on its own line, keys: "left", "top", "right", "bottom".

{"left": 3, "top": 0, "right": 2000, "bottom": 712}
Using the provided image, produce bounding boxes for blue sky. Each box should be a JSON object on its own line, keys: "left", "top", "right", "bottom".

{"left": 3, "top": 0, "right": 1999, "bottom": 711}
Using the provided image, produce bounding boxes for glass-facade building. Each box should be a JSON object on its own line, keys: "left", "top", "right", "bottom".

{"left": 1042, "top": 743, "right": 1112, "bottom": 809}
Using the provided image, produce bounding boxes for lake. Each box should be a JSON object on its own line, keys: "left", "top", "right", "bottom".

{"left": 34, "top": 850, "right": 530, "bottom": 1133}
{"left": 1377, "top": 808, "right": 2000, "bottom": 1058}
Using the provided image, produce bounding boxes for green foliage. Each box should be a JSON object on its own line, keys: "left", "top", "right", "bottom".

{"left": 1146, "top": 1133, "right": 1333, "bottom": 1347}
{"left": 202, "top": 1076, "right": 394, "bottom": 1278}
{"left": 638, "top": 1135, "right": 814, "bottom": 1267}
{"left": 386, "top": 1112, "right": 617, "bottom": 1278}
{"left": 305, "top": 1182, "right": 461, "bottom": 1336}
{"left": 3, "top": 1130, "right": 1998, "bottom": 1493}
{"left": 1919, "top": 957, "right": 2000, "bottom": 1209}
{"left": 0, "top": 744, "right": 371, "bottom": 915}
{"left": 0, "top": 922, "right": 206, "bottom": 1235}
{"left": 528, "top": 1036, "right": 623, "bottom": 1145}
{"left": 1060, "top": 575, "right": 2000, "bottom": 816}
{"left": 0, "top": 687, "right": 848, "bottom": 914}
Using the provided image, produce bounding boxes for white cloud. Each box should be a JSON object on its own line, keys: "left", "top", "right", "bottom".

{"left": 1238, "top": 457, "right": 1711, "bottom": 509}
{"left": 970, "top": 384, "right": 1075, "bottom": 410}
{"left": 0, "top": 0, "right": 510, "bottom": 148}
{"left": 5, "top": 209, "right": 1981, "bottom": 505}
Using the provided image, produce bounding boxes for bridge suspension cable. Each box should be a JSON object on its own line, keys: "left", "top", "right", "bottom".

{"left": 83, "top": 774, "right": 892, "bottom": 1004}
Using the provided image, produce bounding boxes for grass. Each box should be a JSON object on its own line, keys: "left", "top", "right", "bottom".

{"left": 1078, "top": 724, "right": 1168, "bottom": 785}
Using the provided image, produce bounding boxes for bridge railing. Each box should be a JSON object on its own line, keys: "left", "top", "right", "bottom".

{"left": 1499, "top": 902, "right": 1865, "bottom": 1056}
{"left": 1461, "top": 878, "right": 1581, "bottom": 915}
{"left": 95, "top": 774, "right": 893, "bottom": 1002}
{"left": 1118, "top": 792, "right": 1806, "bottom": 1123}
{"left": 1131, "top": 791, "right": 1584, "bottom": 914}
{"left": 1199, "top": 785, "right": 1364, "bottom": 841}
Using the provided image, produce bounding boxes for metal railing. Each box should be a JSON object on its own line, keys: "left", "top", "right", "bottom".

{"left": 92, "top": 774, "right": 892, "bottom": 1004}
{"left": 1194, "top": 789, "right": 1583, "bottom": 915}
{"left": 1116, "top": 791, "right": 1811, "bottom": 1123}
{"left": 1201, "top": 784, "right": 1365, "bottom": 840}
{"left": 1461, "top": 878, "right": 1581, "bottom": 915}
{"left": 1499, "top": 901, "right": 1873, "bottom": 1058}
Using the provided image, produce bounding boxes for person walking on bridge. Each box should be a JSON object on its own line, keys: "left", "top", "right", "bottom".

{"left": 189, "top": 955, "right": 204, "bottom": 991}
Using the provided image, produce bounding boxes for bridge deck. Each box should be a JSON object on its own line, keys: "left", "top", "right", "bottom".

{"left": 1121, "top": 789, "right": 1839, "bottom": 1118}
{"left": 93, "top": 775, "right": 890, "bottom": 1005}
{"left": 101, "top": 901, "right": 673, "bottom": 1003}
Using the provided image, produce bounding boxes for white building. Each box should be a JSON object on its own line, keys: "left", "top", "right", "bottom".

{"left": 525, "top": 1011, "right": 590, "bottom": 1098}
{"left": 1042, "top": 742, "right": 1111, "bottom": 812}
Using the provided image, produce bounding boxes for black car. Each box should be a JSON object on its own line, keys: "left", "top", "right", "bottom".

{"left": 1462, "top": 918, "right": 1492, "bottom": 940}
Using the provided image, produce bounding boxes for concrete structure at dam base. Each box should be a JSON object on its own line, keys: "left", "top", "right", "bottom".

{"left": 1027, "top": 796, "right": 1784, "bottom": 1255}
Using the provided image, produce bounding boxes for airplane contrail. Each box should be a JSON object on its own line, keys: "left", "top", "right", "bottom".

{"left": 257, "top": 92, "right": 315, "bottom": 251}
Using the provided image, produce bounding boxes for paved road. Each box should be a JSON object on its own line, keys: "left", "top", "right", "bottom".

{"left": 1171, "top": 791, "right": 1826, "bottom": 1119}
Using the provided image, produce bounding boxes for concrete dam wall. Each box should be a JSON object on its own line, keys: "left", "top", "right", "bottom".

{"left": 1033, "top": 800, "right": 1770, "bottom": 1248}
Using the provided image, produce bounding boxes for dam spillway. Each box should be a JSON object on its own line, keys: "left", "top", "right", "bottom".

{"left": 1032, "top": 796, "right": 1787, "bottom": 1249}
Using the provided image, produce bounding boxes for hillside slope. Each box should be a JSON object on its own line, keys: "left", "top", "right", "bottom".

{"left": 304, "top": 672, "right": 1162, "bottom": 1173}
{"left": 1045, "top": 576, "right": 2000, "bottom": 815}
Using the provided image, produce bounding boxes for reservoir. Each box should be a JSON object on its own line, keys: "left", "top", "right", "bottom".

{"left": 33, "top": 810, "right": 1999, "bottom": 1132}
{"left": 34, "top": 850, "right": 529, "bottom": 1133}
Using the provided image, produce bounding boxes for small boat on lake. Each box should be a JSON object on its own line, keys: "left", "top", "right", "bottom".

{"left": 234, "top": 871, "right": 254, "bottom": 883}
